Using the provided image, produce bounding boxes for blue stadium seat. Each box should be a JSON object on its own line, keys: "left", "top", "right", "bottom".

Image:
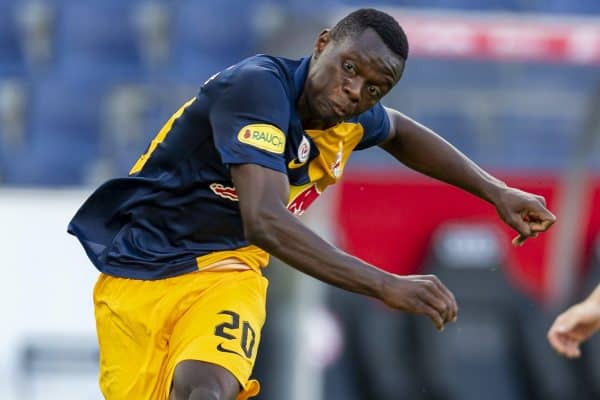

{"left": 54, "top": 2, "right": 144, "bottom": 80}
{"left": 336, "top": 0, "right": 522, "bottom": 12}
{"left": 172, "top": 0, "right": 260, "bottom": 80}
{"left": 0, "top": 2, "right": 25, "bottom": 75}
{"left": 354, "top": 111, "right": 481, "bottom": 164}
{"left": 426, "top": 0, "right": 523, "bottom": 12}
{"left": 542, "top": 0, "right": 600, "bottom": 14}
{"left": 487, "top": 115, "right": 574, "bottom": 171}
{"left": 402, "top": 59, "right": 502, "bottom": 90}
{"left": 0, "top": 78, "right": 28, "bottom": 183}
{"left": 421, "top": 113, "right": 479, "bottom": 158}
{"left": 3, "top": 79, "right": 105, "bottom": 185}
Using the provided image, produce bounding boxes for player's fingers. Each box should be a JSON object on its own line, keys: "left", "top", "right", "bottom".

{"left": 552, "top": 312, "right": 578, "bottom": 334}
{"left": 418, "top": 301, "right": 445, "bottom": 331}
{"left": 548, "top": 312, "right": 585, "bottom": 358}
{"left": 424, "top": 275, "right": 458, "bottom": 322}
{"left": 526, "top": 209, "right": 556, "bottom": 229}
{"left": 529, "top": 220, "right": 555, "bottom": 232}
{"left": 509, "top": 214, "right": 533, "bottom": 239}
{"left": 548, "top": 329, "right": 567, "bottom": 352}
{"left": 419, "top": 283, "right": 451, "bottom": 323}
{"left": 566, "top": 338, "right": 582, "bottom": 357}
{"left": 547, "top": 331, "right": 580, "bottom": 357}
{"left": 512, "top": 234, "right": 527, "bottom": 247}
{"left": 512, "top": 219, "right": 548, "bottom": 246}
{"left": 535, "top": 195, "right": 547, "bottom": 207}
{"left": 414, "top": 276, "right": 453, "bottom": 321}
{"left": 511, "top": 207, "right": 556, "bottom": 244}
{"left": 559, "top": 337, "right": 582, "bottom": 358}
{"left": 569, "top": 349, "right": 582, "bottom": 358}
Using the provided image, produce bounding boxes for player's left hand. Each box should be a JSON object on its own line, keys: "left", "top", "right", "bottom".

{"left": 493, "top": 187, "right": 556, "bottom": 246}
{"left": 547, "top": 300, "right": 600, "bottom": 358}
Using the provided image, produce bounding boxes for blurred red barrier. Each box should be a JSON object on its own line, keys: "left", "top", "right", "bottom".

{"left": 337, "top": 172, "right": 600, "bottom": 302}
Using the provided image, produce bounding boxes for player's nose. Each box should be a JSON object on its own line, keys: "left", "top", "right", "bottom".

{"left": 342, "top": 77, "right": 361, "bottom": 104}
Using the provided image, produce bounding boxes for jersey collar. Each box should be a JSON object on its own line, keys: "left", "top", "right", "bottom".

{"left": 292, "top": 56, "right": 311, "bottom": 102}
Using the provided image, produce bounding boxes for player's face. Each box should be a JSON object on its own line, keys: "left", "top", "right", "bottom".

{"left": 304, "top": 28, "right": 404, "bottom": 126}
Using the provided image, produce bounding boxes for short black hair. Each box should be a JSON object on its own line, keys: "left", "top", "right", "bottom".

{"left": 330, "top": 8, "right": 409, "bottom": 60}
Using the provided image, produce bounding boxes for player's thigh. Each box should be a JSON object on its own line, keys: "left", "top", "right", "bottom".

{"left": 94, "top": 273, "right": 176, "bottom": 399}
{"left": 166, "top": 270, "right": 268, "bottom": 398}
{"left": 170, "top": 360, "right": 240, "bottom": 400}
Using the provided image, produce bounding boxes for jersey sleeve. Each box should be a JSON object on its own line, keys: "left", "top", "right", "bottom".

{"left": 354, "top": 102, "right": 391, "bottom": 151}
{"left": 208, "top": 66, "right": 290, "bottom": 174}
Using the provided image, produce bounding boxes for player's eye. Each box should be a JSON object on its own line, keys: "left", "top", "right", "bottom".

{"left": 367, "top": 85, "right": 381, "bottom": 97}
{"left": 343, "top": 61, "right": 355, "bottom": 74}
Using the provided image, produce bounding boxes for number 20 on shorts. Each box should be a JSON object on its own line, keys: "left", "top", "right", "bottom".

{"left": 214, "top": 310, "right": 257, "bottom": 359}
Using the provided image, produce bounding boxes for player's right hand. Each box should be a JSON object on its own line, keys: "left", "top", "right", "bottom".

{"left": 380, "top": 274, "right": 458, "bottom": 331}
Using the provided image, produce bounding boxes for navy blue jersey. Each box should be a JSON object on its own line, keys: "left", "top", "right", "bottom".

{"left": 68, "top": 55, "right": 391, "bottom": 280}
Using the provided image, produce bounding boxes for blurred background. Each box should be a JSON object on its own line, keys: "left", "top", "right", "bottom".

{"left": 1, "top": 0, "right": 600, "bottom": 399}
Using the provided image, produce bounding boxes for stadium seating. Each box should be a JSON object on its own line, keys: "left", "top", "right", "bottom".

{"left": 542, "top": 0, "right": 600, "bottom": 14}
{"left": 0, "top": 0, "right": 598, "bottom": 186}
{"left": 171, "top": 0, "right": 260, "bottom": 81}
{"left": 54, "top": 2, "right": 145, "bottom": 80}
{"left": 337, "top": 0, "right": 521, "bottom": 12}
{"left": 2, "top": 79, "right": 104, "bottom": 185}
{"left": 0, "top": 79, "right": 28, "bottom": 181}
{"left": 0, "top": 2, "right": 25, "bottom": 75}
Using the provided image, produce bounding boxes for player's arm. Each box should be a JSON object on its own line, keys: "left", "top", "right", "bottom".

{"left": 231, "top": 163, "right": 457, "bottom": 330}
{"left": 547, "top": 284, "right": 600, "bottom": 358}
{"left": 380, "top": 107, "right": 556, "bottom": 245}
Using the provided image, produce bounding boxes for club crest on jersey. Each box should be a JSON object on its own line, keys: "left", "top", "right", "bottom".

{"left": 237, "top": 124, "right": 285, "bottom": 154}
{"left": 298, "top": 135, "right": 310, "bottom": 163}
{"left": 210, "top": 183, "right": 239, "bottom": 201}
{"left": 288, "top": 135, "right": 311, "bottom": 169}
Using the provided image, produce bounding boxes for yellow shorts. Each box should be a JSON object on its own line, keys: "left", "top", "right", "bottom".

{"left": 93, "top": 268, "right": 268, "bottom": 400}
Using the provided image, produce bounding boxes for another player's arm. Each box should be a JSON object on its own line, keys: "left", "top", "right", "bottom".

{"left": 587, "top": 284, "right": 600, "bottom": 305}
{"left": 231, "top": 163, "right": 457, "bottom": 329}
{"left": 380, "top": 107, "right": 556, "bottom": 245}
{"left": 547, "top": 284, "right": 600, "bottom": 358}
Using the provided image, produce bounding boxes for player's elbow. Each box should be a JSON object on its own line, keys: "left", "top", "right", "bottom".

{"left": 242, "top": 208, "right": 283, "bottom": 250}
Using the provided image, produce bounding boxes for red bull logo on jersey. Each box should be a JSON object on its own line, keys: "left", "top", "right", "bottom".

{"left": 288, "top": 184, "right": 321, "bottom": 216}
{"left": 237, "top": 124, "right": 285, "bottom": 154}
{"left": 331, "top": 141, "right": 343, "bottom": 178}
{"left": 210, "top": 183, "right": 239, "bottom": 201}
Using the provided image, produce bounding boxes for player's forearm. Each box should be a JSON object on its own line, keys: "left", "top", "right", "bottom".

{"left": 382, "top": 110, "right": 507, "bottom": 205}
{"left": 586, "top": 284, "right": 600, "bottom": 306}
{"left": 246, "top": 208, "right": 392, "bottom": 299}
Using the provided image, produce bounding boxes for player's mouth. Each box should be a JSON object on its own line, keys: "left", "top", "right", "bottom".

{"left": 325, "top": 100, "right": 350, "bottom": 120}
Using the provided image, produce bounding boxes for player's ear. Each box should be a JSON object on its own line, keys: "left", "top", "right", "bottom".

{"left": 313, "top": 29, "right": 331, "bottom": 60}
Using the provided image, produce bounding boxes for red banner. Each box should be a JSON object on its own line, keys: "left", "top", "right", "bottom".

{"left": 336, "top": 172, "right": 600, "bottom": 303}
{"left": 336, "top": 8, "right": 600, "bottom": 65}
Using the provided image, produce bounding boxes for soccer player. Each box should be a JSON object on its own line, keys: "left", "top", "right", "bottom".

{"left": 548, "top": 284, "right": 600, "bottom": 358}
{"left": 68, "top": 8, "right": 556, "bottom": 400}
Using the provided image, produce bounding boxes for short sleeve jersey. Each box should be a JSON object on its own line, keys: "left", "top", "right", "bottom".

{"left": 68, "top": 55, "right": 391, "bottom": 279}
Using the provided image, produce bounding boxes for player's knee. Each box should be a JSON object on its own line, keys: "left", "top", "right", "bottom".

{"left": 171, "top": 360, "right": 240, "bottom": 400}
{"left": 171, "top": 375, "right": 233, "bottom": 400}
{"left": 187, "top": 387, "right": 221, "bottom": 400}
